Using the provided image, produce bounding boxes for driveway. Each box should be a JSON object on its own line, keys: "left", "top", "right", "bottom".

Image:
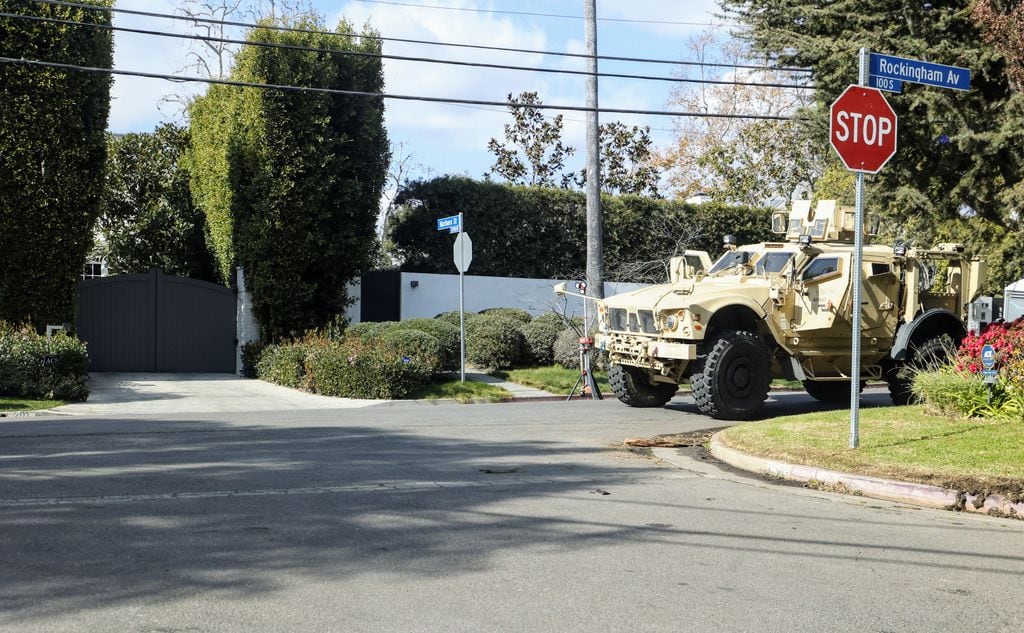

{"left": 57, "top": 373, "right": 383, "bottom": 416}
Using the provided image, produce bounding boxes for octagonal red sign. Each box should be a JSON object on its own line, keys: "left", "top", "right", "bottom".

{"left": 829, "top": 85, "right": 898, "bottom": 174}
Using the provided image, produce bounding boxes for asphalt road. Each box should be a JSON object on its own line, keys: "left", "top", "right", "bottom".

{"left": 2, "top": 390, "right": 1023, "bottom": 632}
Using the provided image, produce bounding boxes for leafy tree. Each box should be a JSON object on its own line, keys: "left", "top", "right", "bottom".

{"left": 973, "top": 0, "right": 1024, "bottom": 91}
{"left": 576, "top": 121, "right": 661, "bottom": 197}
{"left": 718, "top": 0, "right": 1024, "bottom": 233}
{"left": 99, "top": 125, "right": 217, "bottom": 281}
{"left": 0, "top": 0, "right": 112, "bottom": 329}
{"left": 656, "top": 32, "right": 822, "bottom": 205}
{"left": 488, "top": 92, "right": 661, "bottom": 196}
{"left": 189, "top": 15, "right": 388, "bottom": 340}
{"left": 487, "top": 91, "right": 576, "bottom": 188}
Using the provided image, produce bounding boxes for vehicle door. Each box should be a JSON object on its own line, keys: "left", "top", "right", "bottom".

{"left": 790, "top": 253, "right": 852, "bottom": 337}
{"left": 859, "top": 259, "right": 900, "bottom": 343}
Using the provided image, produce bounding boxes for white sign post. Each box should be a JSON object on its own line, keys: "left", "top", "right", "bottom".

{"left": 452, "top": 215, "right": 472, "bottom": 382}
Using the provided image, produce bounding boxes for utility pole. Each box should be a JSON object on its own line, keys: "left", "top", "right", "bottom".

{"left": 584, "top": 0, "right": 604, "bottom": 301}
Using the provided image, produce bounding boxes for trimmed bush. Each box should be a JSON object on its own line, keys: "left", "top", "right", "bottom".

{"left": 522, "top": 315, "right": 564, "bottom": 365}
{"left": 390, "top": 318, "right": 460, "bottom": 371}
{"left": 553, "top": 328, "right": 582, "bottom": 369}
{"left": 465, "top": 314, "right": 526, "bottom": 371}
{"left": 305, "top": 338, "right": 432, "bottom": 399}
{"left": 479, "top": 307, "right": 533, "bottom": 324}
{"left": 436, "top": 310, "right": 477, "bottom": 329}
{"left": 255, "top": 341, "right": 310, "bottom": 389}
{"left": 380, "top": 328, "right": 443, "bottom": 375}
{"left": 344, "top": 321, "right": 395, "bottom": 342}
{"left": 0, "top": 323, "right": 89, "bottom": 401}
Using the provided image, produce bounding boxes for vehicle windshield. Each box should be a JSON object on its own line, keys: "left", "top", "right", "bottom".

{"left": 708, "top": 249, "right": 795, "bottom": 276}
{"left": 708, "top": 251, "right": 750, "bottom": 275}
{"left": 754, "top": 252, "right": 795, "bottom": 275}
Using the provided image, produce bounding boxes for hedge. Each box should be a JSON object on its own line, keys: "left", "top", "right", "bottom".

{"left": 389, "top": 318, "right": 460, "bottom": 371}
{"left": 305, "top": 338, "right": 432, "bottom": 399}
{"left": 465, "top": 314, "right": 526, "bottom": 371}
{"left": 386, "top": 176, "right": 774, "bottom": 279}
{"left": 522, "top": 313, "right": 564, "bottom": 365}
{"left": 0, "top": 323, "right": 89, "bottom": 401}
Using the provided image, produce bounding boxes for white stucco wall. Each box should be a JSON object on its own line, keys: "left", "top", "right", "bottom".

{"left": 398, "top": 272, "right": 648, "bottom": 321}
{"left": 1006, "top": 278, "right": 1024, "bottom": 322}
{"left": 235, "top": 267, "right": 260, "bottom": 375}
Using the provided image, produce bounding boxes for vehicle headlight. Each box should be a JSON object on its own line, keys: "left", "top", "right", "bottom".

{"left": 665, "top": 315, "right": 678, "bottom": 331}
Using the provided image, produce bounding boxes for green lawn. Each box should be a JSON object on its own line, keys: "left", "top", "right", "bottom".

{"left": 494, "top": 366, "right": 807, "bottom": 396}
{"left": 493, "top": 366, "right": 612, "bottom": 396}
{"left": 408, "top": 378, "right": 513, "bottom": 403}
{"left": 0, "top": 397, "right": 64, "bottom": 412}
{"left": 718, "top": 405, "right": 1024, "bottom": 495}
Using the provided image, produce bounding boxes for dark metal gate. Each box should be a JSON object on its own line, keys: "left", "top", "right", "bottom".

{"left": 360, "top": 270, "right": 401, "bottom": 322}
{"left": 77, "top": 269, "right": 236, "bottom": 372}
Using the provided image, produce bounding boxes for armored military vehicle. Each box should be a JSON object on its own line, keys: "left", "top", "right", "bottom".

{"left": 594, "top": 200, "right": 986, "bottom": 420}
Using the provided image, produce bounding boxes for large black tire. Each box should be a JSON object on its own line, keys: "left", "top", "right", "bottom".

{"left": 608, "top": 364, "right": 678, "bottom": 408}
{"left": 691, "top": 331, "right": 772, "bottom": 420}
{"left": 802, "top": 380, "right": 866, "bottom": 404}
{"left": 886, "top": 335, "right": 954, "bottom": 405}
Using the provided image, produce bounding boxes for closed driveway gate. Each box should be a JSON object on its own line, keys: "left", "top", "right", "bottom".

{"left": 77, "top": 269, "right": 236, "bottom": 372}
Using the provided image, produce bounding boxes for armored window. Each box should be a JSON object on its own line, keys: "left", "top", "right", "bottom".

{"left": 755, "top": 252, "right": 794, "bottom": 275}
{"left": 801, "top": 256, "right": 840, "bottom": 282}
{"left": 684, "top": 255, "right": 705, "bottom": 273}
{"left": 708, "top": 251, "right": 750, "bottom": 275}
{"left": 870, "top": 263, "right": 891, "bottom": 277}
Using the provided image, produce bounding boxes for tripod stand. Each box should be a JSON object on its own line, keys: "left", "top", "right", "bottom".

{"left": 566, "top": 281, "right": 603, "bottom": 401}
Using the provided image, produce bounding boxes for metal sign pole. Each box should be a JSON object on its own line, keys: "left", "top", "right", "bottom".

{"left": 458, "top": 212, "right": 466, "bottom": 383}
{"left": 849, "top": 47, "right": 869, "bottom": 449}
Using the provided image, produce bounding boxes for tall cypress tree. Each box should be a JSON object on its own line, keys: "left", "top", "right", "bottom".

{"left": 190, "top": 16, "right": 388, "bottom": 339}
{"left": 0, "top": 0, "right": 113, "bottom": 328}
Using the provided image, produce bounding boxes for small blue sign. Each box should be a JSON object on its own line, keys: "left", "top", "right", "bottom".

{"left": 869, "top": 53, "right": 971, "bottom": 91}
{"left": 981, "top": 344, "right": 996, "bottom": 370}
{"left": 869, "top": 75, "right": 903, "bottom": 94}
{"left": 436, "top": 214, "right": 461, "bottom": 234}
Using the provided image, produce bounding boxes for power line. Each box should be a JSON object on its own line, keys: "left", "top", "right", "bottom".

{"left": 26, "top": 0, "right": 811, "bottom": 74}
{"left": 0, "top": 56, "right": 804, "bottom": 121}
{"left": 0, "top": 11, "right": 814, "bottom": 91}
{"left": 348, "top": 0, "right": 736, "bottom": 28}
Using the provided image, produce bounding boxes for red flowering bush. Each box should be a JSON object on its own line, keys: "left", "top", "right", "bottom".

{"left": 956, "top": 317, "right": 1024, "bottom": 383}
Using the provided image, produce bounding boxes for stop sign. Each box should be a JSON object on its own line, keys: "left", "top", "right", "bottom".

{"left": 829, "top": 85, "right": 898, "bottom": 174}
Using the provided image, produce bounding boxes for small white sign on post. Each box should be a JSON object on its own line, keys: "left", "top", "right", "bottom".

{"left": 453, "top": 232, "right": 473, "bottom": 273}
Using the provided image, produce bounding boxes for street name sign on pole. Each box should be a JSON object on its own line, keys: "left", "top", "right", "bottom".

{"left": 437, "top": 214, "right": 462, "bottom": 234}
{"left": 830, "top": 49, "right": 899, "bottom": 449}
{"left": 869, "top": 52, "right": 971, "bottom": 92}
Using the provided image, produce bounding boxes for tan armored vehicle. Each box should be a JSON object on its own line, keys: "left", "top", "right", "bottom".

{"left": 595, "top": 200, "right": 986, "bottom": 420}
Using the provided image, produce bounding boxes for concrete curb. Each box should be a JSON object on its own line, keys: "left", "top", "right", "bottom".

{"left": 709, "top": 433, "right": 1024, "bottom": 518}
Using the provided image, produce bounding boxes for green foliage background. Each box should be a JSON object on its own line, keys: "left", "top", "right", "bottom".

{"left": 0, "top": 0, "right": 112, "bottom": 328}
{"left": 189, "top": 17, "right": 388, "bottom": 340}
{"left": 100, "top": 124, "right": 217, "bottom": 281}
{"left": 386, "top": 176, "right": 773, "bottom": 279}
{"left": 719, "top": 0, "right": 1024, "bottom": 292}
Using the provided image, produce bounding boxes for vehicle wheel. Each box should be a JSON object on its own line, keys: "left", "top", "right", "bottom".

{"left": 802, "top": 380, "right": 866, "bottom": 404}
{"left": 886, "top": 335, "right": 954, "bottom": 405}
{"left": 608, "top": 364, "right": 678, "bottom": 408}
{"left": 691, "top": 331, "right": 772, "bottom": 420}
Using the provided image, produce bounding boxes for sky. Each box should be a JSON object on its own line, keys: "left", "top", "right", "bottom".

{"left": 108, "top": 0, "right": 734, "bottom": 183}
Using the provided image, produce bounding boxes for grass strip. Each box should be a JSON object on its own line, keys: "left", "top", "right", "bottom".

{"left": 0, "top": 397, "right": 64, "bottom": 412}
{"left": 408, "top": 378, "right": 513, "bottom": 403}
{"left": 494, "top": 366, "right": 612, "bottom": 396}
{"left": 718, "top": 405, "right": 1024, "bottom": 496}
